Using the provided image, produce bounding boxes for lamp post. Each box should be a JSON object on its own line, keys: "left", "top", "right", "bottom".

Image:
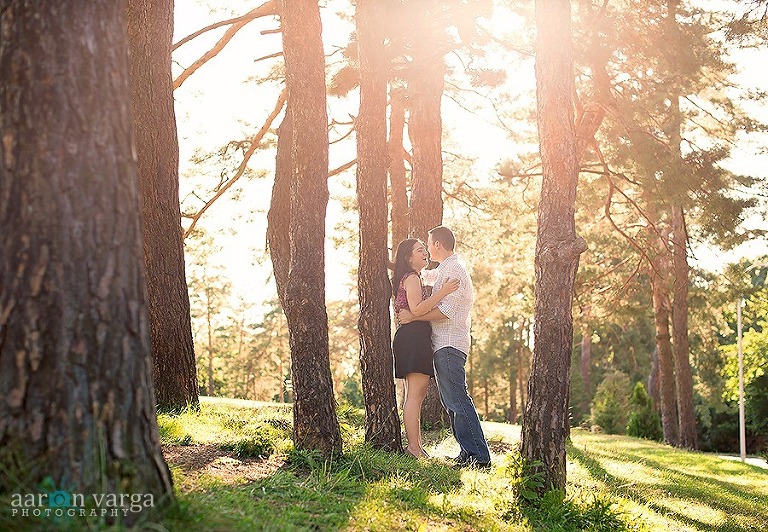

{"left": 736, "top": 262, "right": 767, "bottom": 463}
{"left": 736, "top": 296, "right": 746, "bottom": 462}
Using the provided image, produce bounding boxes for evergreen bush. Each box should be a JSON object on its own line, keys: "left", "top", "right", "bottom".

{"left": 626, "top": 381, "right": 663, "bottom": 441}
{"left": 590, "top": 371, "right": 630, "bottom": 434}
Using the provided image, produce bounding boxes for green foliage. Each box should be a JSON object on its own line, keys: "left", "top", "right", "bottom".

{"left": 626, "top": 382, "right": 663, "bottom": 441}
{"left": 219, "top": 432, "right": 274, "bottom": 459}
{"left": 523, "top": 489, "right": 638, "bottom": 532}
{"left": 157, "top": 417, "right": 194, "bottom": 446}
{"left": 338, "top": 374, "right": 364, "bottom": 409}
{"left": 695, "top": 398, "right": 740, "bottom": 453}
{"left": 144, "top": 400, "right": 768, "bottom": 531}
{"left": 499, "top": 452, "right": 546, "bottom": 505}
{"left": 591, "top": 370, "right": 631, "bottom": 434}
{"left": 745, "top": 372, "right": 768, "bottom": 442}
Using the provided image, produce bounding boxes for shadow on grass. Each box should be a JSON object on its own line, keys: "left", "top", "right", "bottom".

{"left": 568, "top": 442, "right": 767, "bottom": 532}
{"left": 160, "top": 445, "right": 466, "bottom": 532}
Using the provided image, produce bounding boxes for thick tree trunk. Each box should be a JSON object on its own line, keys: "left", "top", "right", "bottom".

{"left": 355, "top": 0, "right": 402, "bottom": 452}
{"left": 521, "top": 0, "right": 587, "bottom": 494}
{"left": 0, "top": 0, "right": 173, "bottom": 518}
{"left": 672, "top": 205, "right": 697, "bottom": 449}
{"left": 407, "top": 0, "right": 447, "bottom": 428}
{"left": 407, "top": 58, "right": 444, "bottom": 239}
{"left": 127, "top": 0, "right": 199, "bottom": 412}
{"left": 280, "top": 0, "right": 342, "bottom": 454}
{"left": 647, "top": 203, "right": 679, "bottom": 446}
{"left": 388, "top": 87, "right": 409, "bottom": 251}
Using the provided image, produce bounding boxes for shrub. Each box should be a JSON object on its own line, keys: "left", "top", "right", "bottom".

{"left": 219, "top": 425, "right": 278, "bottom": 459}
{"left": 626, "top": 381, "right": 663, "bottom": 441}
{"left": 590, "top": 371, "right": 631, "bottom": 434}
{"left": 746, "top": 371, "right": 768, "bottom": 441}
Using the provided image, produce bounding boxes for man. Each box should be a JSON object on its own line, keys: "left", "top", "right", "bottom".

{"left": 399, "top": 225, "right": 491, "bottom": 468}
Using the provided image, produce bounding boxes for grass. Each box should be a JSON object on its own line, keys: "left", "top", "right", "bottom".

{"left": 2, "top": 398, "right": 766, "bottom": 530}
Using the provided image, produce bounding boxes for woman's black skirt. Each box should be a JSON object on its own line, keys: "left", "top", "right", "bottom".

{"left": 393, "top": 321, "right": 434, "bottom": 378}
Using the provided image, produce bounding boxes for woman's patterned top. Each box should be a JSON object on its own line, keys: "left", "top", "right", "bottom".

{"left": 394, "top": 272, "right": 428, "bottom": 321}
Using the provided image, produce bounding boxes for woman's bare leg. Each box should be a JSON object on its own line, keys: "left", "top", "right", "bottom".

{"left": 403, "top": 373, "right": 431, "bottom": 457}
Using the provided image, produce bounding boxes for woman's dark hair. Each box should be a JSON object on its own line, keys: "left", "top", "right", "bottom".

{"left": 392, "top": 238, "right": 420, "bottom": 296}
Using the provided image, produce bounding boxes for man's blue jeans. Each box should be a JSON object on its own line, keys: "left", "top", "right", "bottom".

{"left": 433, "top": 346, "right": 491, "bottom": 463}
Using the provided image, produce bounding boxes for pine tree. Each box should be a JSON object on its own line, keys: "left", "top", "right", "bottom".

{"left": 355, "top": 0, "right": 403, "bottom": 451}
{"left": 521, "top": 0, "right": 587, "bottom": 494}
{"left": 279, "top": 0, "right": 342, "bottom": 455}
{"left": 127, "top": 0, "right": 199, "bottom": 412}
{"left": 0, "top": 1, "right": 173, "bottom": 519}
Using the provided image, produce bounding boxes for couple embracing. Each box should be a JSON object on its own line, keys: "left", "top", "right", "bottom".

{"left": 391, "top": 225, "right": 491, "bottom": 468}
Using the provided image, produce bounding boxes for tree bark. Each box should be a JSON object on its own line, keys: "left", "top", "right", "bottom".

{"left": 521, "top": 0, "right": 587, "bottom": 494}
{"left": 648, "top": 346, "right": 660, "bottom": 409}
{"left": 664, "top": 0, "right": 697, "bottom": 451}
{"left": 407, "top": 46, "right": 444, "bottom": 239}
{"left": 355, "top": 0, "right": 403, "bottom": 452}
{"left": 647, "top": 202, "right": 679, "bottom": 446}
{"left": 672, "top": 205, "right": 697, "bottom": 449}
{"left": 279, "top": 0, "right": 342, "bottom": 455}
{"left": 388, "top": 86, "right": 409, "bottom": 252}
{"left": 127, "top": 0, "right": 199, "bottom": 412}
{"left": 519, "top": 318, "right": 529, "bottom": 412}
{"left": 267, "top": 112, "right": 292, "bottom": 309}
{"left": 0, "top": 0, "right": 173, "bottom": 518}
{"left": 407, "top": 0, "right": 448, "bottom": 428}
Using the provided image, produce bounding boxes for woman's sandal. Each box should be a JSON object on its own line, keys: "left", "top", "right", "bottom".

{"left": 405, "top": 447, "right": 429, "bottom": 459}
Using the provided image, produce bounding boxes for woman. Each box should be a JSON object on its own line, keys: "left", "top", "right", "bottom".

{"left": 392, "top": 238, "right": 459, "bottom": 458}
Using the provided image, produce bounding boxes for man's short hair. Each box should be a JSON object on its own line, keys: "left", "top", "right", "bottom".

{"left": 429, "top": 225, "right": 455, "bottom": 251}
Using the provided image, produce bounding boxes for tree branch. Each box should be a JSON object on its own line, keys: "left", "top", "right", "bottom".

{"left": 173, "top": 1, "right": 279, "bottom": 90}
{"left": 183, "top": 89, "right": 287, "bottom": 238}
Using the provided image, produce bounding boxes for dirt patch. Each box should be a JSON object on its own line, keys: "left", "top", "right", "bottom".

{"left": 163, "top": 444, "right": 285, "bottom": 489}
{"left": 488, "top": 440, "right": 517, "bottom": 455}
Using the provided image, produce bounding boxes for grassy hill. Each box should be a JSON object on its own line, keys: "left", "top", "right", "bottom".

{"left": 4, "top": 398, "right": 766, "bottom": 530}
{"left": 152, "top": 398, "right": 767, "bottom": 531}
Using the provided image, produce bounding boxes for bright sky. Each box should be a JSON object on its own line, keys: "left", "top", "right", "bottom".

{"left": 172, "top": 1, "right": 768, "bottom": 317}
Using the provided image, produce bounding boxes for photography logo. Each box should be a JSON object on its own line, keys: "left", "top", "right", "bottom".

{"left": 10, "top": 488, "right": 154, "bottom": 518}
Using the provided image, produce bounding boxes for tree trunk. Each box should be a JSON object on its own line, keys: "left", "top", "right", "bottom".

{"left": 519, "top": 318, "right": 529, "bottom": 412}
{"left": 521, "top": 0, "right": 587, "bottom": 494}
{"left": 509, "top": 345, "right": 517, "bottom": 424}
{"left": 647, "top": 202, "right": 679, "bottom": 446}
{"left": 267, "top": 111, "right": 292, "bottom": 309}
{"left": 127, "top": 0, "right": 199, "bottom": 412}
{"left": 280, "top": 0, "right": 342, "bottom": 455}
{"left": 648, "top": 346, "right": 660, "bottom": 409}
{"left": 580, "top": 326, "right": 592, "bottom": 414}
{"left": 672, "top": 205, "right": 697, "bottom": 449}
{"left": 388, "top": 86, "right": 409, "bottom": 251}
{"left": 0, "top": 0, "right": 173, "bottom": 518}
{"left": 355, "top": 0, "right": 402, "bottom": 452}
{"left": 407, "top": 50, "right": 444, "bottom": 239}
{"left": 664, "top": 0, "right": 697, "bottom": 451}
{"left": 206, "top": 286, "right": 215, "bottom": 396}
{"left": 407, "top": 0, "right": 447, "bottom": 428}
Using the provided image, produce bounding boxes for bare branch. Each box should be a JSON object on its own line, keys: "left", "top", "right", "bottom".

{"left": 254, "top": 51, "right": 283, "bottom": 63}
{"left": 183, "top": 89, "right": 287, "bottom": 238}
{"left": 173, "top": 1, "right": 279, "bottom": 90}
{"left": 329, "top": 160, "right": 356, "bottom": 177}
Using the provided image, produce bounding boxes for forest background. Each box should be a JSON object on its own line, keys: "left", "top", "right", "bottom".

{"left": 173, "top": 0, "right": 768, "bottom": 455}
